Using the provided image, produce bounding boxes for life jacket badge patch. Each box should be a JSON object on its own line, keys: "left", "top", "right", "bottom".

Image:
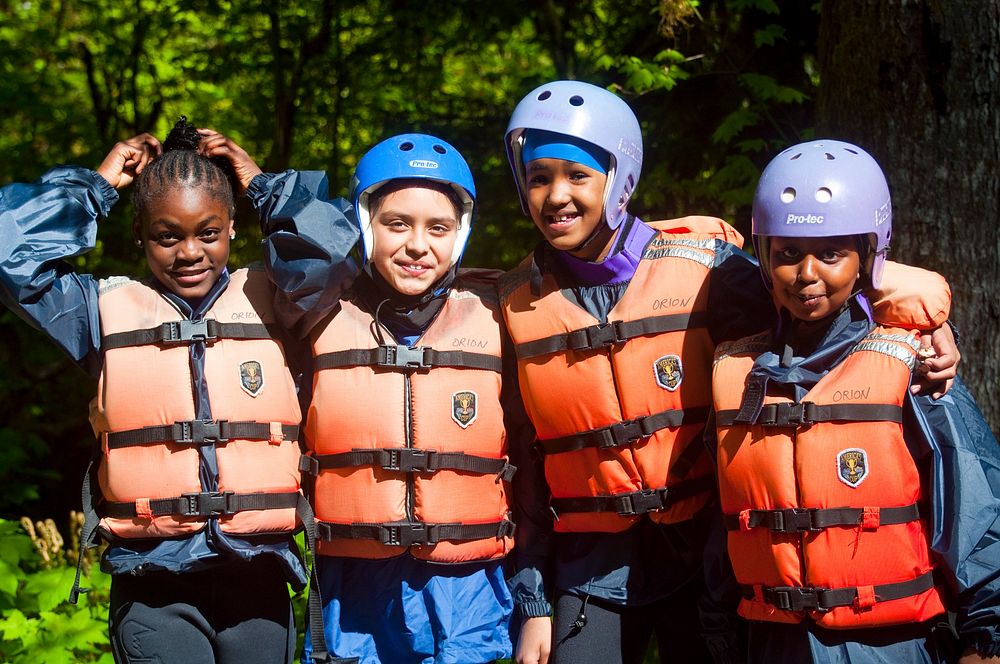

{"left": 837, "top": 448, "right": 869, "bottom": 487}
{"left": 452, "top": 390, "right": 478, "bottom": 428}
{"left": 239, "top": 360, "right": 265, "bottom": 397}
{"left": 654, "top": 354, "right": 684, "bottom": 391}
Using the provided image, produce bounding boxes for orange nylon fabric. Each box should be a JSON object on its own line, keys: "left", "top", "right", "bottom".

{"left": 501, "top": 218, "right": 733, "bottom": 532}
{"left": 307, "top": 273, "right": 513, "bottom": 562}
{"left": 713, "top": 327, "right": 945, "bottom": 628}
{"left": 92, "top": 268, "right": 303, "bottom": 539}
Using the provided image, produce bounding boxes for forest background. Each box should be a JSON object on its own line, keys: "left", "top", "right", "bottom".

{"left": 0, "top": 1, "right": 997, "bottom": 661}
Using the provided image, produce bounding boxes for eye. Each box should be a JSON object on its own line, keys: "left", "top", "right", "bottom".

{"left": 155, "top": 232, "right": 179, "bottom": 245}
{"left": 527, "top": 173, "right": 549, "bottom": 186}
{"left": 200, "top": 228, "right": 221, "bottom": 241}
{"left": 569, "top": 170, "right": 591, "bottom": 182}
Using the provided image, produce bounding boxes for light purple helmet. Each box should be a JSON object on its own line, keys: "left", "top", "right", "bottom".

{"left": 752, "top": 139, "right": 892, "bottom": 289}
{"left": 505, "top": 80, "right": 643, "bottom": 230}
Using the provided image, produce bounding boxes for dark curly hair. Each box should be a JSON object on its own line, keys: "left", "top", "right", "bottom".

{"left": 132, "top": 116, "right": 236, "bottom": 226}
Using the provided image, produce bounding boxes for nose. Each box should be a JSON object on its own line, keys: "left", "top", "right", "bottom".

{"left": 797, "top": 255, "right": 819, "bottom": 283}
{"left": 177, "top": 237, "right": 204, "bottom": 262}
{"left": 405, "top": 227, "right": 430, "bottom": 255}
{"left": 546, "top": 176, "right": 572, "bottom": 207}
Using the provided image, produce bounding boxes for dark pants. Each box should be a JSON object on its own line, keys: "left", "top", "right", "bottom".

{"left": 109, "top": 558, "right": 295, "bottom": 664}
{"left": 551, "top": 583, "right": 713, "bottom": 664}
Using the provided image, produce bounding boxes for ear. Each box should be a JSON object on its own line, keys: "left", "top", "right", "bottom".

{"left": 132, "top": 218, "right": 144, "bottom": 245}
{"left": 227, "top": 217, "right": 235, "bottom": 239}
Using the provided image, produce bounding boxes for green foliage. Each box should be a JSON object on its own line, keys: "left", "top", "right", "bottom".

{"left": 0, "top": 518, "right": 112, "bottom": 663}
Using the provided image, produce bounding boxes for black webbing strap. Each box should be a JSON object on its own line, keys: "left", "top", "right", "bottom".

{"left": 317, "top": 519, "right": 516, "bottom": 547}
{"left": 106, "top": 420, "right": 298, "bottom": 449}
{"left": 715, "top": 402, "right": 903, "bottom": 428}
{"left": 295, "top": 498, "right": 360, "bottom": 663}
{"left": 549, "top": 475, "right": 714, "bottom": 518}
{"left": 69, "top": 456, "right": 101, "bottom": 604}
{"left": 723, "top": 503, "right": 921, "bottom": 532}
{"left": 741, "top": 570, "right": 936, "bottom": 612}
{"left": 102, "top": 319, "right": 276, "bottom": 351}
{"left": 537, "top": 406, "right": 710, "bottom": 455}
{"left": 515, "top": 311, "right": 709, "bottom": 360}
{"left": 301, "top": 448, "right": 516, "bottom": 482}
{"left": 102, "top": 490, "right": 301, "bottom": 519}
{"left": 314, "top": 346, "right": 501, "bottom": 373}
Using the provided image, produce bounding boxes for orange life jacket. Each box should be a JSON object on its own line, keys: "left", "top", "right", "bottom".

{"left": 305, "top": 270, "right": 515, "bottom": 562}
{"left": 500, "top": 217, "right": 739, "bottom": 533}
{"left": 91, "top": 267, "right": 304, "bottom": 540}
{"left": 713, "top": 327, "right": 946, "bottom": 629}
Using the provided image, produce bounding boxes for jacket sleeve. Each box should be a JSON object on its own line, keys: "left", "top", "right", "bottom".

{"left": 0, "top": 166, "right": 114, "bottom": 376}
{"left": 247, "top": 170, "right": 360, "bottom": 338}
{"left": 906, "top": 377, "right": 1000, "bottom": 657}
{"left": 502, "top": 328, "right": 554, "bottom": 619}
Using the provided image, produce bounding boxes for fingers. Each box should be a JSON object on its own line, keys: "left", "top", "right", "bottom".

{"left": 910, "top": 326, "right": 960, "bottom": 398}
{"left": 121, "top": 133, "right": 162, "bottom": 176}
{"left": 196, "top": 128, "right": 262, "bottom": 193}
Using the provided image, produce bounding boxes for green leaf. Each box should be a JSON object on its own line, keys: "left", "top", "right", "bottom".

{"left": 712, "top": 107, "right": 759, "bottom": 144}
{"left": 20, "top": 567, "right": 77, "bottom": 613}
{"left": 753, "top": 24, "right": 786, "bottom": 47}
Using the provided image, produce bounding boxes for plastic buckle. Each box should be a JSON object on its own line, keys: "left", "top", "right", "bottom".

{"left": 585, "top": 321, "right": 625, "bottom": 348}
{"left": 380, "top": 449, "right": 435, "bottom": 473}
{"left": 766, "top": 586, "right": 821, "bottom": 611}
{"left": 378, "top": 345, "right": 429, "bottom": 369}
{"left": 381, "top": 521, "right": 427, "bottom": 546}
{"left": 771, "top": 508, "right": 818, "bottom": 532}
{"left": 605, "top": 419, "right": 645, "bottom": 448}
{"left": 616, "top": 488, "right": 668, "bottom": 516}
{"left": 177, "top": 419, "right": 229, "bottom": 445}
{"left": 181, "top": 491, "right": 235, "bottom": 517}
{"left": 161, "top": 319, "right": 216, "bottom": 345}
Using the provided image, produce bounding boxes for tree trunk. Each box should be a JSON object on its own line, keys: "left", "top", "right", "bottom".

{"left": 817, "top": 0, "right": 1000, "bottom": 432}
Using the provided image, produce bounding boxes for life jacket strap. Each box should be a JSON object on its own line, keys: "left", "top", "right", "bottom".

{"left": 106, "top": 420, "right": 298, "bottom": 449}
{"left": 314, "top": 346, "right": 501, "bottom": 372}
{"left": 715, "top": 402, "right": 903, "bottom": 428}
{"left": 317, "top": 518, "right": 516, "bottom": 547}
{"left": 536, "top": 406, "right": 710, "bottom": 455}
{"left": 741, "top": 570, "right": 936, "bottom": 612}
{"left": 300, "top": 448, "right": 516, "bottom": 481}
{"left": 549, "top": 476, "right": 714, "bottom": 518}
{"left": 103, "top": 490, "right": 301, "bottom": 519}
{"left": 514, "top": 311, "right": 709, "bottom": 360}
{"left": 723, "top": 503, "right": 921, "bottom": 532}
{"left": 101, "top": 320, "right": 276, "bottom": 350}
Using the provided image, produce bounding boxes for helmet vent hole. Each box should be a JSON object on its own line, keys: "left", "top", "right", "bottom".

{"left": 781, "top": 187, "right": 796, "bottom": 203}
{"left": 569, "top": 95, "right": 584, "bottom": 106}
{"left": 399, "top": 142, "right": 414, "bottom": 152}
{"left": 433, "top": 144, "right": 447, "bottom": 154}
{"left": 538, "top": 91, "right": 552, "bottom": 101}
{"left": 815, "top": 187, "right": 832, "bottom": 203}
{"left": 844, "top": 148, "right": 858, "bottom": 154}
{"left": 790, "top": 153, "right": 802, "bottom": 160}
{"left": 824, "top": 153, "right": 835, "bottom": 160}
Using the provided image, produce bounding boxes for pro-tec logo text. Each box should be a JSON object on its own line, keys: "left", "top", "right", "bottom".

{"left": 786, "top": 213, "right": 825, "bottom": 224}
{"left": 409, "top": 159, "right": 438, "bottom": 169}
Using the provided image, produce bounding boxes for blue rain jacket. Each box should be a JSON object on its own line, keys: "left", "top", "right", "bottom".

{"left": 0, "top": 166, "right": 309, "bottom": 586}
{"left": 248, "top": 171, "right": 518, "bottom": 664}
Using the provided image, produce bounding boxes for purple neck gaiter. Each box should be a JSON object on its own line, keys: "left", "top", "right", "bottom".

{"left": 553, "top": 216, "right": 656, "bottom": 286}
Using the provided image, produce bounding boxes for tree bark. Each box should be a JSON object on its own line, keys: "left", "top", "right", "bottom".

{"left": 817, "top": 0, "right": 1000, "bottom": 431}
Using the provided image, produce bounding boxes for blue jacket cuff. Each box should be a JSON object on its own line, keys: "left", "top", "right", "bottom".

{"left": 516, "top": 600, "right": 552, "bottom": 619}
{"left": 246, "top": 171, "right": 279, "bottom": 207}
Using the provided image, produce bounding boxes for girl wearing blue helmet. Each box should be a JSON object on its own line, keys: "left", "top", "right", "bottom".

{"left": 710, "top": 139, "right": 1000, "bottom": 663}
{"left": 498, "top": 82, "right": 961, "bottom": 664}
{"left": 215, "top": 133, "right": 524, "bottom": 664}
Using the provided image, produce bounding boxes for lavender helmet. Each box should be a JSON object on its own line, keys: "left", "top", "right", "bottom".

{"left": 752, "top": 139, "right": 892, "bottom": 289}
{"left": 350, "top": 133, "right": 476, "bottom": 268}
{"left": 505, "top": 80, "right": 643, "bottom": 230}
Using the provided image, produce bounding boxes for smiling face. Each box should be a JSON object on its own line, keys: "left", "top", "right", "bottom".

{"left": 525, "top": 158, "right": 613, "bottom": 261}
{"left": 769, "top": 235, "right": 862, "bottom": 322}
{"left": 369, "top": 185, "right": 459, "bottom": 296}
{"left": 135, "top": 187, "right": 233, "bottom": 300}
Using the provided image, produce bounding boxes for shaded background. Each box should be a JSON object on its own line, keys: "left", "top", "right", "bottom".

{"left": 1, "top": 0, "right": 997, "bottom": 531}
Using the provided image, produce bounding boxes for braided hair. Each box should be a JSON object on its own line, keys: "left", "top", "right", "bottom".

{"left": 132, "top": 116, "right": 236, "bottom": 226}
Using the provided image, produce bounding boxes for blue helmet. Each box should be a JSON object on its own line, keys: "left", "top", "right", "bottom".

{"left": 350, "top": 133, "right": 476, "bottom": 268}
{"left": 505, "top": 80, "right": 643, "bottom": 230}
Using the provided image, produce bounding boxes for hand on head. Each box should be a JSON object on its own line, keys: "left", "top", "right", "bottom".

{"left": 196, "top": 129, "right": 262, "bottom": 195}
{"left": 97, "top": 133, "right": 162, "bottom": 190}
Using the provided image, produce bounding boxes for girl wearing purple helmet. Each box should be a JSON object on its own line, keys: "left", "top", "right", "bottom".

{"left": 498, "top": 83, "right": 961, "bottom": 664}
{"left": 710, "top": 139, "right": 1000, "bottom": 663}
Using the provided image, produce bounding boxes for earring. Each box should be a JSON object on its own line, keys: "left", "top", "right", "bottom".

{"left": 135, "top": 239, "right": 143, "bottom": 247}
{"left": 229, "top": 231, "right": 236, "bottom": 240}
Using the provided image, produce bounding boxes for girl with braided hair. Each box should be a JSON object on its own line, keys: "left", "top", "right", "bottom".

{"left": 0, "top": 117, "right": 355, "bottom": 663}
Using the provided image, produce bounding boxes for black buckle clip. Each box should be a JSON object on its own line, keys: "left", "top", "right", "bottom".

{"left": 379, "top": 448, "right": 437, "bottom": 473}
{"left": 615, "top": 488, "right": 668, "bottom": 516}
{"left": 770, "top": 508, "right": 820, "bottom": 532}
{"left": 181, "top": 491, "right": 235, "bottom": 517}
{"left": 765, "top": 586, "right": 823, "bottom": 612}
{"left": 381, "top": 521, "right": 429, "bottom": 546}
{"left": 571, "top": 321, "right": 626, "bottom": 350}
{"left": 760, "top": 402, "right": 817, "bottom": 427}
{"left": 161, "top": 319, "right": 217, "bottom": 345}
{"left": 378, "top": 345, "right": 429, "bottom": 369}
{"left": 602, "top": 419, "right": 646, "bottom": 448}
{"left": 177, "top": 419, "right": 229, "bottom": 445}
